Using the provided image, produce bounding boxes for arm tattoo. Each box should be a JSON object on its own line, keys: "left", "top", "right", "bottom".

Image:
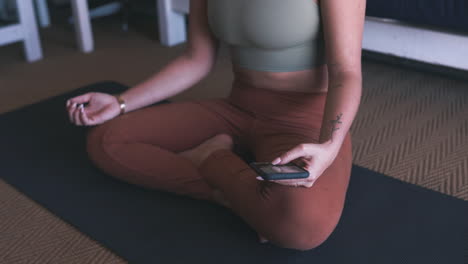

{"left": 328, "top": 113, "right": 343, "bottom": 139}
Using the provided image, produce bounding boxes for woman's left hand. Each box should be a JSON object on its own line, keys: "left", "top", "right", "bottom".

{"left": 258, "top": 140, "right": 340, "bottom": 188}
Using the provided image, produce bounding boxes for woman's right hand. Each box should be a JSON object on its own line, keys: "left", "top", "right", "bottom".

{"left": 66, "top": 92, "right": 121, "bottom": 126}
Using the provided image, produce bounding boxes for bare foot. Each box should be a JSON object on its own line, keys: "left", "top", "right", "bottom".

{"left": 179, "top": 134, "right": 234, "bottom": 167}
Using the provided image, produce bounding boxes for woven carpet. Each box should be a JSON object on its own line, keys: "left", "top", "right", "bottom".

{"left": 352, "top": 61, "right": 468, "bottom": 200}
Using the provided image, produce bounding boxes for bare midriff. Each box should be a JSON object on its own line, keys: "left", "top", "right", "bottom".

{"left": 231, "top": 63, "right": 329, "bottom": 94}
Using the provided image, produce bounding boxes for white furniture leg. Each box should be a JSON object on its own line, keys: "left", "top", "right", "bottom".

{"left": 157, "top": 0, "right": 188, "bottom": 46}
{"left": 71, "top": 0, "right": 94, "bottom": 53}
{"left": 363, "top": 17, "right": 468, "bottom": 71}
{"left": 34, "top": 0, "right": 50, "bottom": 28}
{"left": 16, "top": 0, "right": 43, "bottom": 62}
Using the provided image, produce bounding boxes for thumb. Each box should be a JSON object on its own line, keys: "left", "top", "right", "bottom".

{"left": 89, "top": 105, "right": 119, "bottom": 125}
{"left": 272, "top": 144, "right": 308, "bottom": 165}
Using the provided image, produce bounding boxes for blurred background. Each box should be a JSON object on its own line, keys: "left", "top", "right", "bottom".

{"left": 0, "top": 0, "right": 235, "bottom": 115}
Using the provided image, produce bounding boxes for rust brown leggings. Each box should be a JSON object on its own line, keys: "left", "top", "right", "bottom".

{"left": 86, "top": 78, "right": 353, "bottom": 251}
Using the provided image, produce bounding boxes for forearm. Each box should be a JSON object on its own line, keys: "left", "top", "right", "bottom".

{"left": 119, "top": 54, "right": 214, "bottom": 113}
{"left": 319, "top": 72, "right": 362, "bottom": 147}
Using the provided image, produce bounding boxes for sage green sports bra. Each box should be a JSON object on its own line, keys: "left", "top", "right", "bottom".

{"left": 207, "top": 0, "right": 326, "bottom": 72}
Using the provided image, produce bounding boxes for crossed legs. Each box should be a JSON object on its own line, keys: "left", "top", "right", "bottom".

{"left": 86, "top": 99, "right": 352, "bottom": 250}
{"left": 86, "top": 100, "right": 242, "bottom": 201}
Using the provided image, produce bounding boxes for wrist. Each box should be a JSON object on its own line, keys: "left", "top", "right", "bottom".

{"left": 114, "top": 94, "right": 126, "bottom": 115}
{"left": 319, "top": 136, "right": 339, "bottom": 150}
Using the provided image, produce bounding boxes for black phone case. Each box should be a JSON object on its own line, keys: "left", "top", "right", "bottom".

{"left": 249, "top": 162, "right": 309, "bottom": 181}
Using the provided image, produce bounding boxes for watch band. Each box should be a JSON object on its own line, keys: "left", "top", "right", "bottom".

{"left": 115, "top": 94, "right": 126, "bottom": 115}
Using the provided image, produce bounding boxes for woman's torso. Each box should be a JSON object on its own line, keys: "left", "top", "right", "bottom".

{"left": 207, "top": 0, "right": 328, "bottom": 93}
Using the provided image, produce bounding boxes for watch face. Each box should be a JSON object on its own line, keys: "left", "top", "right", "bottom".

{"left": 258, "top": 164, "right": 303, "bottom": 174}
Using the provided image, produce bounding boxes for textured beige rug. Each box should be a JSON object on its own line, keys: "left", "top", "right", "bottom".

{"left": 351, "top": 61, "right": 468, "bottom": 200}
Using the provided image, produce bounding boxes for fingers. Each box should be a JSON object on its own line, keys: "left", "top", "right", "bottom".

{"left": 272, "top": 144, "right": 310, "bottom": 165}
{"left": 67, "top": 93, "right": 104, "bottom": 126}
{"left": 78, "top": 104, "right": 102, "bottom": 126}
{"left": 73, "top": 104, "right": 83, "bottom": 126}
{"left": 68, "top": 103, "right": 91, "bottom": 126}
{"left": 79, "top": 105, "right": 92, "bottom": 126}
{"left": 66, "top": 93, "right": 93, "bottom": 125}
{"left": 271, "top": 179, "right": 311, "bottom": 187}
{"left": 66, "top": 93, "right": 92, "bottom": 126}
{"left": 67, "top": 102, "right": 83, "bottom": 125}
{"left": 255, "top": 176, "right": 314, "bottom": 188}
{"left": 272, "top": 179, "right": 314, "bottom": 188}
{"left": 67, "top": 101, "right": 77, "bottom": 123}
{"left": 66, "top": 93, "right": 93, "bottom": 107}
{"left": 67, "top": 101, "right": 113, "bottom": 126}
{"left": 298, "top": 157, "right": 314, "bottom": 171}
{"left": 292, "top": 158, "right": 307, "bottom": 168}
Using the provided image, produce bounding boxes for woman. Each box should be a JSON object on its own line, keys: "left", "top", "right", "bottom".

{"left": 66, "top": 0, "right": 365, "bottom": 251}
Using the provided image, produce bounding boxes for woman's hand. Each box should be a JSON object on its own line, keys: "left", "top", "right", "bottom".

{"left": 258, "top": 140, "right": 340, "bottom": 188}
{"left": 66, "top": 92, "right": 120, "bottom": 126}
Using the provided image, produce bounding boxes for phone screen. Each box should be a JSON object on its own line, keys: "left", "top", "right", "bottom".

{"left": 257, "top": 164, "right": 304, "bottom": 174}
{"left": 250, "top": 162, "right": 309, "bottom": 180}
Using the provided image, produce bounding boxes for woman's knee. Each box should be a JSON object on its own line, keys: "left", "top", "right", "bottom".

{"left": 274, "top": 232, "right": 328, "bottom": 251}
{"left": 267, "top": 212, "right": 337, "bottom": 251}
{"left": 258, "top": 193, "right": 341, "bottom": 251}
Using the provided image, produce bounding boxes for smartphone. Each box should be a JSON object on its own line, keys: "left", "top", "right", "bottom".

{"left": 249, "top": 162, "right": 309, "bottom": 181}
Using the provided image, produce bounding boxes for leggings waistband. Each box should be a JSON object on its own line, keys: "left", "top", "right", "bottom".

{"left": 228, "top": 78, "right": 328, "bottom": 120}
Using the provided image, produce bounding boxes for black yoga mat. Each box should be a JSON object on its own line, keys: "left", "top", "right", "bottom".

{"left": 1, "top": 82, "right": 466, "bottom": 264}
